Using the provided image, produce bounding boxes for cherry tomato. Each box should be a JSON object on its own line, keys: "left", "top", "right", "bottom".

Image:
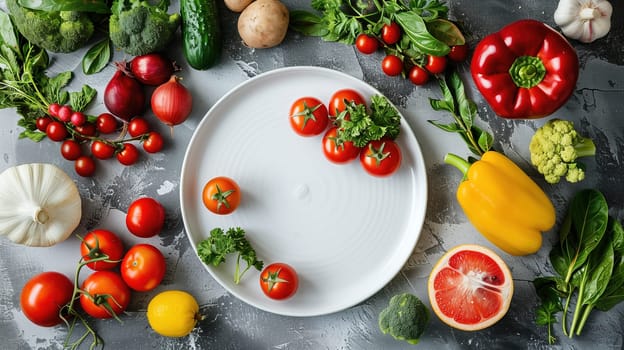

{"left": 75, "top": 155, "right": 96, "bottom": 177}
{"left": 20, "top": 272, "right": 74, "bottom": 327}
{"left": 322, "top": 127, "right": 360, "bottom": 164}
{"left": 121, "top": 244, "right": 166, "bottom": 292}
{"left": 57, "top": 105, "right": 73, "bottom": 122}
{"left": 202, "top": 176, "right": 241, "bottom": 215}
{"left": 143, "top": 131, "right": 164, "bottom": 153}
{"left": 289, "top": 97, "right": 329, "bottom": 137}
{"left": 381, "top": 55, "right": 403, "bottom": 76}
{"left": 259, "top": 263, "right": 298, "bottom": 300}
{"left": 116, "top": 143, "right": 140, "bottom": 166}
{"left": 328, "top": 89, "right": 366, "bottom": 118}
{"left": 96, "top": 113, "right": 119, "bottom": 134}
{"left": 381, "top": 22, "right": 401, "bottom": 45}
{"left": 48, "top": 103, "right": 61, "bottom": 118}
{"left": 91, "top": 140, "right": 116, "bottom": 160}
{"left": 80, "top": 229, "right": 124, "bottom": 271}
{"left": 447, "top": 44, "right": 469, "bottom": 62}
{"left": 424, "top": 55, "right": 447, "bottom": 74}
{"left": 70, "top": 111, "right": 86, "bottom": 126}
{"left": 80, "top": 271, "right": 131, "bottom": 319}
{"left": 36, "top": 117, "right": 52, "bottom": 132}
{"left": 126, "top": 197, "right": 166, "bottom": 238}
{"left": 408, "top": 66, "right": 430, "bottom": 85}
{"left": 128, "top": 117, "right": 150, "bottom": 137}
{"left": 355, "top": 33, "right": 378, "bottom": 54}
{"left": 60, "top": 139, "right": 82, "bottom": 160}
{"left": 359, "top": 139, "right": 402, "bottom": 177}
{"left": 46, "top": 121, "right": 68, "bottom": 142}
{"left": 74, "top": 122, "right": 97, "bottom": 141}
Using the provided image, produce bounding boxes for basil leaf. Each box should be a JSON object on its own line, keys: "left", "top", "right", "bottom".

{"left": 427, "top": 19, "right": 465, "bottom": 46}
{"left": 476, "top": 127, "right": 493, "bottom": 153}
{"left": 0, "top": 11, "right": 18, "bottom": 52}
{"left": 18, "top": 0, "right": 110, "bottom": 13}
{"left": 427, "top": 120, "right": 461, "bottom": 133}
{"left": 395, "top": 11, "right": 449, "bottom": 56}
{"left": 289, "top": 10, "right": 329, "bottom": 37}
{"left": 82, "top": 38, "right": 111, "bottom": 75}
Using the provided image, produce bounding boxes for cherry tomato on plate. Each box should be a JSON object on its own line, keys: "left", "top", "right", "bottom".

{"left": 360, "top": 139, "right": 402, "bottom": 177}
{"left": 289, "top": 97, "right": 329, "bottom": 137}
{"left": 126, "top": 197, "right": 166, "bottom": 238}
{"left": 355, "top": 33, "right": 378, "bottom": 54}
{"left": 121, "top": 244, "right": 166, "bottom": 292}
{"left": 116, "top": 143, "right": 140, "bottom": 166}
{"left": 322, "top": 127, "right": 361, "bottom": 164}
{"left": 381, "top": 55, "right": 403, "bottom": 76}
{"left": 408, "top": 66, "right": 430, "bottom": 85}
{"left": 447, "top": 44, "right": 469, "bottom": 62}
{"left": 80, "top": 271, "right": 131, "bottom": 319}
{"left": 424, "top": 55, "right": 447, "bottom": 74}
{"left": 20, "top": 272, "right": 74, "bottom": 327}
{"left": 202, "top": 176, "right": 241, "bottom": 215}
{"left": 381, "top": 22, "right": 401, "bottom": 45}
{"left": 328, "top": 89, "right": 366, "bottom": 118}
{"left": 260, "top": 263, "right": 299, "bottom": 300}
{"left": 80, "top": 229, "right": 124, "bottom": 271}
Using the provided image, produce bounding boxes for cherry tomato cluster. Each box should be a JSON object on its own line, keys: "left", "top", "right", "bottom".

{"left": 355, "top": 22, "right": 469, "bottom": 85}
{"left": 289, "top": 88, "right": 402, "bottom": 177}
{"left": 37, "top": 103, "right": 165, "bottom": 177}
{"left": 20, "top": 196, "right": 166, "bottom": 336}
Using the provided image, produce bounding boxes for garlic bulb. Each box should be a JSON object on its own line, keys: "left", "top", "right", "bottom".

{"left": 0, "top": 163, "right": 82, "bottom": 247}
{"left": 554, "top": 0, "right": 613, "bottom": 43}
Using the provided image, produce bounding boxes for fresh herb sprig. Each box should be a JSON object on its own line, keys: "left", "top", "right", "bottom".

{"left": 197, "top": 227, "right": 264, "bottom": 284}
{"left": 534, "top": 189, "right": 624, "bottom": 344}
{"left": 335, "top": 94, "right": 401, "bottom": 147}
{"left": 428, "top": 70, "right": 493, "bottom": 156}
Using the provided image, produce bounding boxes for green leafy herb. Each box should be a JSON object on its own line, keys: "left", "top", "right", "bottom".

{"left": 17, "top": 0, "right": 110, "bottom": 13}
{"left": 335, "top": 94, "right": 401, "bottom": 148}
{"left": 197, "top": 227, "right": 264, "bottom": 284}
{"left": 82, "top": 38, "right": 112, "bottom": 75}
{"left": 428, "top": 70, "right": 493, "bottom": 156}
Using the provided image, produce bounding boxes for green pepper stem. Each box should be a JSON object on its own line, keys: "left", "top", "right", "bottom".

{"left": 575, "top": 137, "right": 596, "bottom": 158}
{"left": 509, "top": 55, "right": 546, "bottom": 88}
{"left": 444, "top": 153, "right": 471, "bottom": 177}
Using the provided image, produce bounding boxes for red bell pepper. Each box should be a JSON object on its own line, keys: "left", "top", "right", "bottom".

{"left": 470, "top": 19, "right": 579, "bottom": 119}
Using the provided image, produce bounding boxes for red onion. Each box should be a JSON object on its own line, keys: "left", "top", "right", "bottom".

{"left": 151, "top": 75, "right": 193, "bottom": 127}
{"left": 130, "top": 53, "right": 177, "bottom": 86}
{"left": 104, "top": 68, "right": 145, "bottom": 122}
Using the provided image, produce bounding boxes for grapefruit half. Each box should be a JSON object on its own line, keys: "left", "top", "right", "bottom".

{"left": 427, "top": 244, "right": 513, "bottom": 331}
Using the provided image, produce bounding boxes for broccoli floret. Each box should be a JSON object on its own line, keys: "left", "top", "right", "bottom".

{"left": 378, "top": 293, "right": 429, "bottom": 345}
{"left": 6, "top": 0, "right": 94, "bottom": 53}
{"left": 109, "top": 0, "right": 181, "bottom": 56}
{"left": 529, "top": 118, "right": 596, "bottom": 184}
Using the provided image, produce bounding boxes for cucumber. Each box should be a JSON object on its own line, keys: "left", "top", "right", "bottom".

{"left": 180, "top": 0, "right": 222, "bottom": 70}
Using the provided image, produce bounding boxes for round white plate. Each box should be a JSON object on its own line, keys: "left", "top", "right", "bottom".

{"left": 180, "top": 66, "right": 428, "bottom": 317}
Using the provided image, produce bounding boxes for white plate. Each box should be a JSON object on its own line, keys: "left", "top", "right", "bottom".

{"left": 180, "top": 66, "right": 428, "bottom": 317}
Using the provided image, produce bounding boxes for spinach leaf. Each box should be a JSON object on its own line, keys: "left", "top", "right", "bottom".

{"left": 82, "top": 38, "right": 111, "bottom": 75}
{"left": 395, "top": 11, "right": 449, "bottom": 56}
{"left": 426, "top": 19, "right": 465, "bottom": 46}
{"left": 17, "top": 0, "right": 110, "bottom": 14}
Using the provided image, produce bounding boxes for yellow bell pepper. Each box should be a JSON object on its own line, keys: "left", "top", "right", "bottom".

{"left": 445, "top": 151, "right": 556, "bottom": 256}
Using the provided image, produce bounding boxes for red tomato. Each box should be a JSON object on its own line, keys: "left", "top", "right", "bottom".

{"left": 425, "top": 55, "right": 447, "bottom": 74}
{"left": 128, "top": 117, "right": 150, "bottom": 137}
{"left": 36, "top": 117, "right": 52, "bottom": 132}
{"left": 96, "top": 113, "right": 119, "bottom": 134}
{"left": 60, "top": 139, "right": 82, "bottom": 161}
{"left": 328, "top": 89, "right": 366, "bottom": 118}
{"left": 80, "top": 229, "right": 124, "bottom": 271}
{"left": 202, "top": 176, "right": 241, "bottom": 215}
{"left": 74, "top": 122, "right": 97, "bottom": 141}
{"left": 381, "top": 22, "right": 401, "bottom": 45}
{"left": 359, "top": 139, "right": 402, "bottom": 177}
{"left": 46, "top": 121, "right": 68, "bottom": 141}
{"left": 116, "top": 143, "right": 140, "bottom": 165}
{"left": 126, "top": 197, "right": 166, "bottom": 238}
{"left": 80, "top": 271, "right": 131, "bottom": 319}
{"left": 381, "top": 55, "right": 403, "bottom": 76}
{"left": 91, "top": 140, "right": 116, "bottom": 160}
{"left": 57, "top": 105, "right": 73, "bottom": 122}
{"left": 355, "top": 33, "right": 378, "bottom": 54}
{"left": 322, "top": 127, "right": 360, "bottom": 164}
{"left": 289, "top": 97, "right": 329, "bottom": 137}
{"left": 20, "top": 272, "right": 74, "bottom": 327}
{"left": 48, "top": 103, "right": 61, "bottom": 118}
{"left": 74, "top": 155, "right": 96, "bottom": 177}
{"left": 121, "top": 244, "right": 166, "bottom": 292}
{"left": 259, "top": 263, "right": 298, "bottom": 300}
{"left": 142, "top": 131, "right": 164, "bottom": 153}
{"left": 408, "top": 66, "right": 430, "bottom": 85}
{"left": 447, "top": 44, "right": 469, "bottom": 62}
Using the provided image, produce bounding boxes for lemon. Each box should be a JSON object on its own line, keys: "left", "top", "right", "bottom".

{"left": 147, "top": 290, "right": 201, "bottom": 337}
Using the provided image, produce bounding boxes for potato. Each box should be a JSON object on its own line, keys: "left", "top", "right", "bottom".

{"left": 224, "top": 0, "right": 254, "bottom": 13}
{"left": 237, "top": 0, "right": 289, "bottom": 49}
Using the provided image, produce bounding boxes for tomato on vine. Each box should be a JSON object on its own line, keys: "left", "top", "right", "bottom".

{"left": 424, "top": 55, "right": 447, "bottom": 74}
{"left": 128, "top": 117, "right": 150, "bottom": 137}
{"left": 80, "top": 271, "right": 131, "bottom": 319}
{"left": 355, "top": 33, "right": 378, "bottom": 54}
{"left": 96, "top": 113, "right": 119, "bottom": 134}
{"left": 36, "top": 117, "right": 51, "bottom": 132}
{"left": 447, "top": 44, "right": 469, "bottom": 62}
{"left": 91, "top": 140, "right": 116, "bottom": 160}
{"left": 46, "top": 121, "right": 68, "bottom": 141}
{"left": 289, "top": 97, "right": 329, "bottom": 137}
{"left": 381, "top": 55, "right": 403, "bottom": 76}
{"left": 116, "top": 143, "right": 140, "bottom": 165}
{"left": 408, "top": 66, "right": 430, "bottom": 85}
{"left": 381, "top": 22, "right": 401, "bottom": 45}
{"left": 143, "top": 131, "right": 164, "bottom": 153}
{"left": 80, "top": 229, "right": 125, "bottom": 271}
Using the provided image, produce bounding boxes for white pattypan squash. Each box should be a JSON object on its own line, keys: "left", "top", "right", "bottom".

{"left": 0, "top": 163, "right": 81, "bottom": 246}
{"left": 554, "top": 0, "right": 613, "bottom": 43}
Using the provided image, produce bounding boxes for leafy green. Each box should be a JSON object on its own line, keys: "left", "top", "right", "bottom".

{"left": 18, "top": 0, "right": 110, "bottom": 13}
{"left": 335, "top": 94, "right": 401, "bottom": 148}
{"left": 82, "top": 38, "right": 112, "bottom": 75}
{"left": 197, "top": 227, "right": 264, "bottom": 284}
{"left": 428, "top": 70, "right": 493, "bottom": 156}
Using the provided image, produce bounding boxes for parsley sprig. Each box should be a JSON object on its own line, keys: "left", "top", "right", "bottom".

{"left": 197, "top": 227, "right": 264, "bottom": 284}
{"left": 335, "top": 94, "right": 401, "bottom": 147}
